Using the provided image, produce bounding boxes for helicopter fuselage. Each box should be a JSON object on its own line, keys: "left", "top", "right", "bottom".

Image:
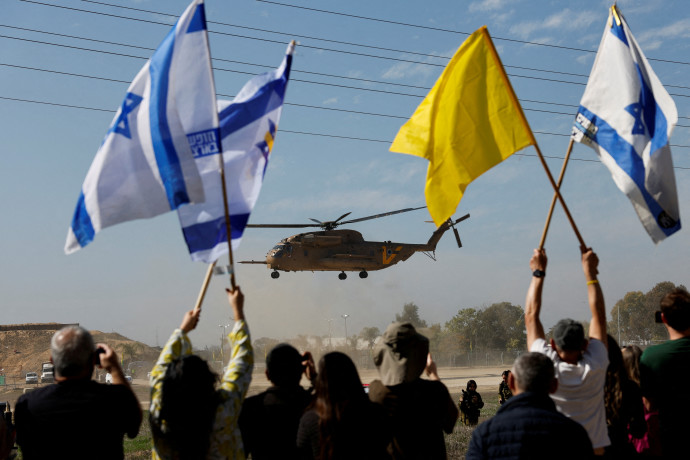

{"left": 265, "top": 229, "right": 427, "bottom": 272}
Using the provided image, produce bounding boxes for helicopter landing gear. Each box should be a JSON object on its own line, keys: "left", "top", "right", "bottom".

{"left": 359, "top": 271, "right": 368, "bottom": 279}
{"left": 338, "top": 272, "right": 347, "bottom": 280}
{"left": 271, "top": 271, "right": 280, "bottom": 279}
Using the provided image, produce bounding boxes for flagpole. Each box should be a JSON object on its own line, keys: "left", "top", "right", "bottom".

{"left": 538, "top": 139, "right": 575, "bottom": 250}
{"left": 218, "top": 160, "right": 237, "bottom": 290}
{"left": 193, "top": 260, "right": 217, "bottom": 312}
{"left": 533, "top": 143, "right": 587, "bottom": 250}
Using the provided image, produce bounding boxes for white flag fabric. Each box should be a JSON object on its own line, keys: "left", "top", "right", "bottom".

{"left": 572, "top": 6, "right": 680, "bottom": 243}
{"left": 65, "top": 0, "right": 220, "bottom": 254}
{"left": 177, "top": 42, "right": 294, "bottom": 263}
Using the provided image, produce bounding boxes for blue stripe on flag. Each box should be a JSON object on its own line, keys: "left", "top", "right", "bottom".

{"left": 149, "top": 27, "right": 189, "bottom": 209}
{"left": 218, "top": 61, "right": 291, "bottom": 137}
{"left": 187, "top": 2, "right": 207, "bottom": 33}
{"left": 181, "top": 213, "right": 251, "bottom": 253}
{"left": 577, "top": 106, "right": 679, "bottom": 237}
{"left": 610, "top": 16, "right": 629, "bottom": 46}
{"left": 70, "top": 191, "right": 95, "bottom": 248}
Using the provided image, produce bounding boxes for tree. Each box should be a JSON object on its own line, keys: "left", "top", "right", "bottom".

{"left": 359, "top": 327, "right": 381, "bottom": 350}
{"left": 395, "top": 302, "right": 428, "bottom": 328}
{"left": 609, "top": 281, "right": 684, "bottom": 344}
{"left": 446, "top": 302, "right": 526, "bottom": 351}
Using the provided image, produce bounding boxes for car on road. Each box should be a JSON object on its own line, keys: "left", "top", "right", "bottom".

{"left": 105, "top": 373, "right": 133, "bottom": 384}
{"left": 25, "top": 372, "right": 38, "bottom": 384}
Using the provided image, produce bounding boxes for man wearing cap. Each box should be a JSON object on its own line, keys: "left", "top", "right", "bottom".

{"left": 525, "top": 248, "right": 610, "bottom": 455}
{"left": 368, "top": 322, "right": 458, "bottom": 460}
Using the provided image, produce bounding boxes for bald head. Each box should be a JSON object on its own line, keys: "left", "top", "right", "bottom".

{"left": 51, "top": 326, "right": 95, "bottom": 378}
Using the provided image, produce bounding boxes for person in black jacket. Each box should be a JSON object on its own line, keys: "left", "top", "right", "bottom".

{"left": 239, "top": 343, "right": 316, "bottom": 460}
{"left": 467, "top": 352, "right": 593, "bottom": 460}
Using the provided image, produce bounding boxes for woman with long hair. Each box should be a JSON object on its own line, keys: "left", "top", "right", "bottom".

{"left": 149, "top": 287, "right": 253, "bottom": 460}
{"left": 604, "top": 336, "right": 646, "bottom": 458}
{"left": 622, "top": 345, "right": 662, "bottom": 457}
{"left": 297, "top": 352, "right": 389, "bottom": 460}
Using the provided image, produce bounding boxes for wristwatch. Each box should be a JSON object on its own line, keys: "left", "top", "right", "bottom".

{"left": 532, "top": 269, "right": 546, "bottom": 278}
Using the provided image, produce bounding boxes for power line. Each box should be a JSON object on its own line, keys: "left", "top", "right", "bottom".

{"left": 82, "top": 0, "right": 674, "bottom": 88}
{"left": 18, "top": 2, "right": 690, "bottom": 94}
{"left": 5, "top": 59, "right": 689, "bottom": 128}
{"left": 255, "top": 0, "right": 690, "bottom": 67}
{"left": 2, "top": 95, "right": 689, "bottom": 160}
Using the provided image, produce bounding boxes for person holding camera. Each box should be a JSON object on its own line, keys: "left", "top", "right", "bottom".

{"left": 14, "top": 326, "right": 141, "bottom": 460}
{"left": 239, "top": 343, "right": 316, "bottom": 460}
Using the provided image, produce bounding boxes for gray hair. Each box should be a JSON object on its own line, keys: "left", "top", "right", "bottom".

{"left": 51, "top": 326, "right": 95, "bottom": 378}
{"left": 512, "top": 352, "right": 554, "bottom": 394}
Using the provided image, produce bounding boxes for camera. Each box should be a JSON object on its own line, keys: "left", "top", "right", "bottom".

{"left": 93, "top": 347, "right": 106, "bottom": 365}
{"left": 655, "top": 311, "right": 663, "bottom": 323}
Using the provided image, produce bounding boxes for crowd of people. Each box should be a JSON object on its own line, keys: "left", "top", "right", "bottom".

{"left": 2, "top": 246, "right": 689, "bottom": 459}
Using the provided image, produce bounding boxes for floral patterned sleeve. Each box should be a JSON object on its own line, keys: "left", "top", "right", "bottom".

{"left": 149, "top": 329, "right": 193, "bottom": 450}
{"left": 209, "top": 319, "right": 253, "bottom": 459}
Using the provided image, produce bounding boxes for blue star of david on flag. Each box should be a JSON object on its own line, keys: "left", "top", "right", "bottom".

{"left": 107, "top": 93, "right": 143, "bottom": 139}
{"left": 571, "top": 5, "right": 680, "bottom": 243}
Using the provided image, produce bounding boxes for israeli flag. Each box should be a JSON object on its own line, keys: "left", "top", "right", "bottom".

{"left": 65, "top": 0, "right": 220, "bottom": 254}
{"left": 572, "top": 6, "right": 680, "bottom": 243}
{"left": 177, "top": 42, "right": 294, "bottom": 263}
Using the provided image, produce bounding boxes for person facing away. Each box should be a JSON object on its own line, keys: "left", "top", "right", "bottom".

{"left": 149, "top": 286, "right": 253, "bottom": 460}
{"left": 603, "top": 335, "right": 646, "bottom": 459}
{"left": 459, "top": 379, "right": 484, "bottom": 426}
{"left": 239, "top": 343, "right": 317, "bottom": 460}
{"left": 498, "top": 370, "right": 513, "bottom": 405}
{"left": 466, "top": 352, "right": 593, "bottom": 460}
{"left": 296, "top": 352, "right": 390, "bottom": 460}
{"left": 639, "top": 287, "right": 690, "bottom": 459}
{"left": 368, "top": 322, "right": 458, "bottom": 460}
{"left": 622, "top": 345, "right": 662, "bottom": 457}
{"left": 525, "top": 247, "right": 610, "bottom": 454}
{"left": 14, "top": 326, "right": 141, "bottom": 460}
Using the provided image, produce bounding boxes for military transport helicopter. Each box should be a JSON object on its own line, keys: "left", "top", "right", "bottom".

{"left": 239, "top": 207, "right": 470, "bottom": 279}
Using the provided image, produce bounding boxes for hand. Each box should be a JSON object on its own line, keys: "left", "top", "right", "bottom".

{"left": 302, "top": 351, "right": 317, "bottom": 384}
{"left": 180, "top": 308, "right": 201, "bottom": 333}
{"left": 581, "top": 247, "right": 599, "bottom": 281}
{"left": 530, "top": 248, "right": 547, "bottom": 272}
{"left": 425, "top": 353, "right": 440, "bottom": 381}
{"left": 96, "top": 343, "right": 119, "bottom": 373}
{"left": 226, "top": 286, "right": 245, "bottom": 321}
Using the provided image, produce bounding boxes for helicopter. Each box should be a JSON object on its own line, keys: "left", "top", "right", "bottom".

{"left": 239, "top": 207, "right": 470, "bottom": 279}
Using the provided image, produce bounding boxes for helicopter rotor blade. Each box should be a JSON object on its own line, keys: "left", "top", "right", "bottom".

{"left": 245, "top": 223, "right": 320, "bottom": 228}
{"left": 453, "top": 226, "right": 462, "bottom": 248}
{"left": 309, "top": 218, "right": 323, "bottom": 225}
{"left": 453, "top": 213, "right": 470, "bottom": 225}
{"left": 340, "top": 206, "right": 426, "bottom": 225}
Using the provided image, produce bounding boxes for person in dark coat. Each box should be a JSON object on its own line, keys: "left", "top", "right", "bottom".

{"left": 239, "top": 343, "right": 316, "bottom": 460}
{"left": 467, "top": 352, "right": 593, "bottom": 460}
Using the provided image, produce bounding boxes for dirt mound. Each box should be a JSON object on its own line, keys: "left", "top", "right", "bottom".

{"left": 0, "top": 325, "right": 159, "bottom": 378}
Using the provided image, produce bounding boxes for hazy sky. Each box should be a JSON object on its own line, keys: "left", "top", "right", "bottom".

{"left": 2, "top": 0, "right": 689, "bottom": 348}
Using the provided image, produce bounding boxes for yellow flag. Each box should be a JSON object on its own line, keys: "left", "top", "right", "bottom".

{"left": 390, "top": 26, "right": 536, "bottom": 226}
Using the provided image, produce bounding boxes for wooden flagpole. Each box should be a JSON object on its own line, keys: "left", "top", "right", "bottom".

{"left": 193, "top": 260, "right": 217, "bottom": 312}
{"left": 538, "top": 139, "right": 575, "bottom": 250}
{"left": 533, "top": 141, "right": 587, "bottom": 250}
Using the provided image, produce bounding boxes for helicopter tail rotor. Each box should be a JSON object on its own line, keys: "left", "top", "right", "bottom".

{"left": 444, "top": 213, "right": 470, "bottom": 248}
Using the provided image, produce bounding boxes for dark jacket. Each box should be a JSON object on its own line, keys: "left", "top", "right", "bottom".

{"left": 239, "top": 385, "right": 313, "bottom": 460}
{"left": 467, "top": 392, "right": 593, "bottom": 460}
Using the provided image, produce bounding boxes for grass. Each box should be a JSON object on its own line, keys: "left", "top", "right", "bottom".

{"left": 446, "top": 391, "right": 501, "bottom": 459}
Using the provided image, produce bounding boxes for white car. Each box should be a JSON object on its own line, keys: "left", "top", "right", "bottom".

{"left": 25, "top": 372, "right": 38, "bottom": 384}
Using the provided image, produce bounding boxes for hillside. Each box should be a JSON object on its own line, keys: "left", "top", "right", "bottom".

{"left": 0, "top": 324, "right": 159, "bottom": 379}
